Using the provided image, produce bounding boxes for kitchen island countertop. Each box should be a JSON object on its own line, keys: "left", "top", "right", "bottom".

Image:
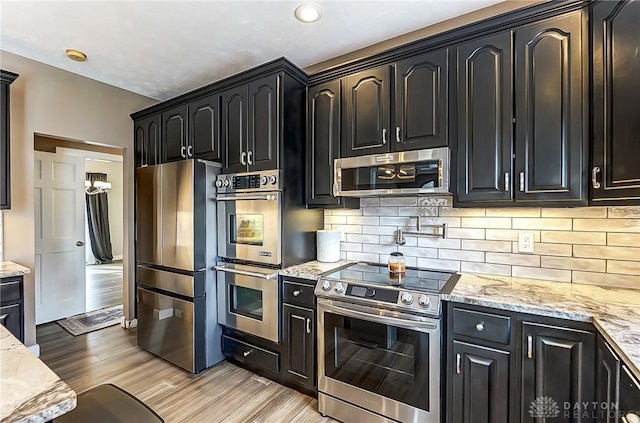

{"left": 0, "top": 262, "right": 31, "bottom": 279}
{"left": 443, "top": 272, "right": 640, "bottom": 380}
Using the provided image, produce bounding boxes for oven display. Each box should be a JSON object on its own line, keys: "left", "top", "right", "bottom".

{"left": 232, "top": 174, "right": 260, "bottom": 189}
{"left": 345, "top": 285, "right": 398, "bottom": 303}
{"left": 351, "top": 286, "right": 367, "bottom": 297}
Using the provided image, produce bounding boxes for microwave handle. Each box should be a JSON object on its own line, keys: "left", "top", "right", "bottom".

{"left": 215, "top": 194, "right": 278, "bottom": 201}
{"left": 214, "top": 265, "right": 278, "bottom": 280}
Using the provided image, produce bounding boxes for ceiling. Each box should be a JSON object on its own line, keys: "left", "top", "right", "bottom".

{"left": 1, "top": 0, "right": 506, "bottom": 101}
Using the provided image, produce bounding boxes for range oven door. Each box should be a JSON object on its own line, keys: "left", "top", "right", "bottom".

{"left": 317, "top": 299, "right": 441, "bottom": 423}
{"left": 215, "top": 263, "right": 280, "bottom": 343}
{"left": 217, "top": 191, "right": 281, "bottom": 266}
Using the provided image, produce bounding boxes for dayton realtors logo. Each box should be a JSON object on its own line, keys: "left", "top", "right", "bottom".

{"left": 529, "top": 396, "right": 560, "bottom": 418}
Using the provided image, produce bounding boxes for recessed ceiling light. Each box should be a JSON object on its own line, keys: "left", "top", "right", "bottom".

{"left": 66, "top": 49, "right": 87, "bottom": 62}
{"left": 295, "top": 4, "right": 322, "bottom": 23}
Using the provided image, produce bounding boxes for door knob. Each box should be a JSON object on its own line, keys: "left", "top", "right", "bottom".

{"left": 76, "top": 241, "right": 85, "bottom": 247}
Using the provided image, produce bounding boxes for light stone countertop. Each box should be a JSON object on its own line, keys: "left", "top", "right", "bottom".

{"left": 0, "top": 262, "right": 31, "bottom": 279}
{"left": 279, "top": 260, "right": 352, "bottom": 281}
{"left": 443, "top": 273, "right": 640, "bottom": 380}
{"left": 0, "top": 325, "right": 76, "bottom": 423}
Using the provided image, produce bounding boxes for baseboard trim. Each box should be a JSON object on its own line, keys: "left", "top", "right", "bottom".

{"left": 27, "top": 343, "right": 41, "bottom": 357}
{"left": 120, "top": 317, "right": 137, "bottom": 328}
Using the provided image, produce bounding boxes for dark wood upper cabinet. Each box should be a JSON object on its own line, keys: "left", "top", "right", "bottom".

{"left": 189, "top": 94, "right": 221, "bottom": 161}
{"left": 248, "top": 74, "right": 279, "bottom": 171}
{"left": 395, "top": 49, "right": 448, "bottom": 151}
{"left": 222, "top": 84, "right": 248, "bottom": 173}
{"left": 343, "top": 66, "right": 391, "bottom": 157}
{"left": 456, "top": 32, "right": 514, "bottom": 204}
{"left": 1, "top": 70, "right": 18, "bottom": 210}
{"left": 514, "top": 12, "right": 586, "bottom": 204}
{"left": 163, "top": 104, "right": 189, "bottom": 162}
{"left": 450, "top": 340, "right": 510, "bottom": 423}
{"left": 520, "top": 322, "right": 595, "bottom": 423}
{"left": 135, "top": 115, "right": 161, "bottom": 168}
{"left": 591, "top": 0, "right": 640, "bottom": 204}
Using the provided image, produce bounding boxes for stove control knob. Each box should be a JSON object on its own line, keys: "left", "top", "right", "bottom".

{"left": 269, "top": 175, "right": 277, "bottom": 185}
{"left": 261, "top": 176, "right": 269, "bottom": 186}
{"left": 418, "top": 295, "right": 432, "bottom": 308}
{"left": 215, "top": 180, "right": 224, "bottom": 188}
{"left": 321, "top": 281, "right": 331, "bottom": 291}
{"left": 400, "top": 292, "right": 414, "bottom": 305}
{"left": 334, "top": 282, "right": 345, "bottom": 294}
{"left": 223, "top": 179, "right": 231, "bottom": 187}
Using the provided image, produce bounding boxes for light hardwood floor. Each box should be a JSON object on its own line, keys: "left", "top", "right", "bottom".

{"left": 37, "top": 323, "right": 338, "bottom": 423}
{"left": 86, "top": 261, "right": 123, "bottom": 312}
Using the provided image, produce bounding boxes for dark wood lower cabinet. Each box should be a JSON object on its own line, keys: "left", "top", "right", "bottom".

{"left": 0, "top": 276, "right": 24, "bottom": 343}
{"left": 282, "top": 304, "right": 314, "bottom": 389}
{"left": 596, "top": 337, "right": 620, "bottom": 423}
{"left": 619, "top": 365, "right": 640, "bottom": 420}
{"left": 450, "top": 340, "right": 510, "bottom": 423}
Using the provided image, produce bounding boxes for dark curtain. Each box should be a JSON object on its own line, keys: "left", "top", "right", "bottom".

{"left": 86, "top": 172, "right": 113, "bottom": 264}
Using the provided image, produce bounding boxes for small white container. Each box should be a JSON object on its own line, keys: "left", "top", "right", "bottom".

{"left": 317, "top": 230, "right": 340, "bottom": 262}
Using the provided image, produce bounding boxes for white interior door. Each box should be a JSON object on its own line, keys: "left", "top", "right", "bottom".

{"left": 34, "top": 150, "right": 86, "bottom": 324}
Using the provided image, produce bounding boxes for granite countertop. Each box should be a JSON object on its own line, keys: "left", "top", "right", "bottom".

{"left": 279, "top": 260, "right": 352, "bottom": 281}
{"left": 443, "top": 273, "right": 640, "bottom": 380}
{"left": 0, "top": 325, "right": 76, "bottom": 422}
{"left": 0, "top": 262, "right": 31, "bottom": 279}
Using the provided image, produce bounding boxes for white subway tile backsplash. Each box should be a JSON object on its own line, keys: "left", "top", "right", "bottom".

{"left": 326, "top": 196, "right": 640, "bottom": 288}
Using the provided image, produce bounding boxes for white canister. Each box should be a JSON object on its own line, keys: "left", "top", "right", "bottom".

{"left": 317, "top": 230, "right": 341, "bottom": 263}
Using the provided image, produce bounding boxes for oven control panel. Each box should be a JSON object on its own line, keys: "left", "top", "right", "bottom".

{"left": 316, "top": 279, "right": 441, "bottom": 317}
{"left": 216, "top": 169, "right": 281, "bottom": 193}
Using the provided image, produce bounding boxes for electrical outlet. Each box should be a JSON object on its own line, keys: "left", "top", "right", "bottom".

{"left": 518, "top": 232, "right": 535, "bottom": 253}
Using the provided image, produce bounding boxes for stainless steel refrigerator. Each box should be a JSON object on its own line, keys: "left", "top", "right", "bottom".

{"left": 135, "top": 159, "right": 223, "bottom": 373}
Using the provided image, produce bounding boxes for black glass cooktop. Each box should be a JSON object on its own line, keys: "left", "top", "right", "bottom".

{"left": 322, "top": 262, "right": 459, "bottom": 294}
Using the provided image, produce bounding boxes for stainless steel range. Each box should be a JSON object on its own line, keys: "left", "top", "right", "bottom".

{"left": 315, "top": 262, "right": 460, "bottom": 423}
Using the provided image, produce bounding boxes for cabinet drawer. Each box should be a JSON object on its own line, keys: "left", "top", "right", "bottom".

{"left": 0, "top": 303, "right": 23, "bottom": 342}
{"left": 452, "top": 307, "right": 511, "bottom": 345}
{"left": 282, "top": 280, "right": 315, "bottom": 308}
{"left": 222, "top": 335, "right": 280, "bottom": 374}
{"left": 0, "top": 279, "right": 22, "bottom": 303}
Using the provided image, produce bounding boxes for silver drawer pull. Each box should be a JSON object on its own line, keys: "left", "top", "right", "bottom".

{"left": 0, "top": 314, "right": 8, "bottom": 325}
{"left": 456, "top": 353, "right": 461, "bottom": 374}
{"left": 475, "top": 322, "right": 484, "bottom": 332}
{"left": 293, "top": 290, "right": 301, "bottom": 297}
{"left": 306, "top": 318, "right": 311, "bottom": 334}
{"left": 527, "top": 335, "right": 533, "bottom": 359}
{"left": 243, "top": 350, "right": 251, "bottom": 358}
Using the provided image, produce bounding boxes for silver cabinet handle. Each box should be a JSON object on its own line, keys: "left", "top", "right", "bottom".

{"left": 306, "top": 318, "right": 311, "bottom": 334}
{"left": 247, "top": 150, "right": 253, "bottom": 165}
{"left": 243, "top": 350, "right": 251, "bottom": 358}
{"left": 527, "top": 335, "right": 533, "bottom": 359}
{"left": 214, "top": 265, "right": 278, "bottom": 280}
{"left": 241, "top": 151, "right": 247, "bottom": 165}
{"left": 382, "top": 128, "right": 387, "bottom": 144}
{"left": 475, "top": 322, "right": 485, "bottom": 332}
{"left": 293, "top": 290, "right": 301, "bottom": 297}
{"left": 215, "top": 194, "right": 278, "bottom": 202}
{"left": 181, "top": 146, "right": 186, "bottom": 158}
{"left": 456, "top": 353, "right": 461, "bottom": 374}
{"left": 592, "top": 166, "right": 601, "bottom": 189}
{"left": 519, "top": 172, "right": 525, "bottom": 192}
{"left": 505, "top": 173, "right": 510, "bottom": 192}
{"left": 396, "top": 126, "right": 401, "bottom": 143}
{"left": 623, "top": 413, "right": 640, "bottom": 423}
{"left": 187, "top": 145, "right": 193, "bottom": 157}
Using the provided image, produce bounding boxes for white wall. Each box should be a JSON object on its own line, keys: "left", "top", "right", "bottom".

{"left": 85, "top": 159, "right": 124, "bottom": 260}
{"left": 1, "top": 50, "right": 156, "bottom": 349}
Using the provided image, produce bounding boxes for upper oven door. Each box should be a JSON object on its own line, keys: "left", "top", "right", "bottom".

{"left": 217, "top": 191, "right": 281, "bottom": 265}
{"left": 334, "top": 147, "right": 450, "bottom": 197}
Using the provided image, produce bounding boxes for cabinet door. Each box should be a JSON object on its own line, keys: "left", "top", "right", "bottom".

{"left": 619, "top": 365, "right": 640, "bottom": 420}
{"left": 134, "top": 119, "right": 147, "bottom": 168}
{"left": 395, "top": 49, "right": 448, "bottom": 151}
{"left": 222, "top": 85, "right": 248, "bottom": 173}
{"left": 189, "top": 94, "right": 221, "bottom": 161}
{"left": 450, "top": 341, "right": 510, "bottom": 423}
{"left": 1, "top": 81, "right": 10, "bottom": 210}
{"left": 307, "top": 80, "right": 341, "bottom": 206}
{"left": 595, "top": 337, "right": 620, "bottom": 423}
{"left": 134, "top": 115, "right": 161, "bottom": 167}
{"left": 456, "top": 32, "right": 513, "bottom": 203}
{"left": 248, "top": 74, "right": 279, "bottom": 171}
{"left": 521, "top": 322, "right": 595, "bottom": 423}
{"left": 514, "top": 12, "right": 587, "bottom": 204}
{"left": 0, "top": 303, "right": 22, "bottom": 342}
{"left": 283, "top": 304, "right": 315, "bottom": 389}
{"left": 343, "top": 66, "right": 391, "bottom": 157}
{"left": 591, "top": 0, "right": 640, "bottom": 204}
{"left": 163, "top": 105, "right": 188, "bottom": 162}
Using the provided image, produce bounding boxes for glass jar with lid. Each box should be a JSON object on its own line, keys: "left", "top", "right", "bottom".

{"left": 388, "top": 252, "right": 406, "bottom": 278}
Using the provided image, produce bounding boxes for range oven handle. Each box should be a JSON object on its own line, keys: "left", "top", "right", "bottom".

{"left": 318, "top": 300, "right": 438, "bottom": 332}
{"left": 214, "top": 265, "right": 278, "bottom": 280}
{"left": 215, "top": 194, "right": 278, "bottom": 202}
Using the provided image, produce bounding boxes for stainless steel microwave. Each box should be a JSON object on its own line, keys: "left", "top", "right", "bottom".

{"left": 333, "top": 147, "right": 450, "bottom": 197}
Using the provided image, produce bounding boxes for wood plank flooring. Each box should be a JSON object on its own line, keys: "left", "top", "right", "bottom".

{"left": 86, "top": 261, "right": 123, "bottom": 312}
{"left": 37, "top": 323, "right": 338, "bottom": 423}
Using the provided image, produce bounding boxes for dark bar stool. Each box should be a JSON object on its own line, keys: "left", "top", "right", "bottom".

{"left": 54, "top": 384, "right": 164, "bottom": 423}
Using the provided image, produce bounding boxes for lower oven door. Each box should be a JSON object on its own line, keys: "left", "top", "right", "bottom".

{"left": 215, "top": 263, "right": 279, "bottom": 343}
{"left": 317, "top": 299, "right": 441, "bottom": 423}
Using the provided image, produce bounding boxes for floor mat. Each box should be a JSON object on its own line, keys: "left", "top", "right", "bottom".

{"left": 57, "top": 304, "right": 123, "bottom": 336}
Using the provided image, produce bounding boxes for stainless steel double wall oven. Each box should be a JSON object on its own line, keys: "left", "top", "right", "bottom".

{"left": 215, "top": 169, "right": 323, "bottom": 343}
